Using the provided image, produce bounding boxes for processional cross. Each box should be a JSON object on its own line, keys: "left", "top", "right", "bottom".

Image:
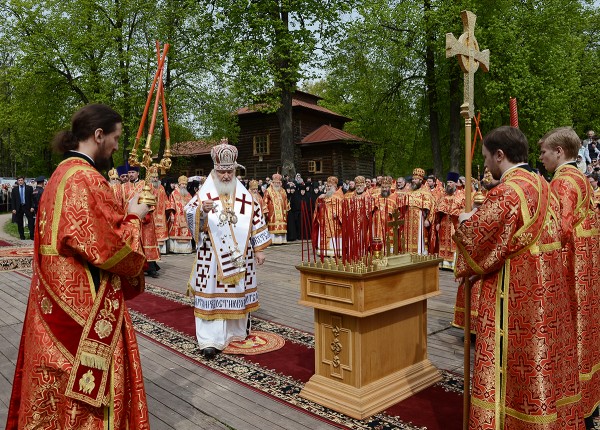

{"left": 446, "top": 11, "right": 490, "bottom": 121}
{"left": 445, "top": 11, "right": 489, "bottom": 430}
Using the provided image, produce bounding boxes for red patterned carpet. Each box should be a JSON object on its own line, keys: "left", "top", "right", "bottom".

{"left": 127, "top": 283, "right": 464, "bottom": 430}
{"left": 0, "top": 246, "right": 33, "bottom": 271}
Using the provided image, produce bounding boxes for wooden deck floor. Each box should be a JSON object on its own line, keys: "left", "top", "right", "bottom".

{"left": 0, "top": 239, "right": 471, "bottom": 429}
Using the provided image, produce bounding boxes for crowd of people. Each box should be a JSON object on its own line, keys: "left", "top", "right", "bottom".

{"left": 5, "top": 101, "right": 600, "bottom": 430}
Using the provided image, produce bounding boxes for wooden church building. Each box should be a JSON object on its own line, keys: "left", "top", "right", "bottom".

{"left": 171, "top": 91, "right": 374, "bottom": 181}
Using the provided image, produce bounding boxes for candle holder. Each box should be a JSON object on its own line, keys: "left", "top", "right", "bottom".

{"left": 128, "top": 42, "right": 172, "bottom": 210}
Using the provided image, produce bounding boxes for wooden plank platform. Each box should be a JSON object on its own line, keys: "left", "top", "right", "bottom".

{"left": 0, "top": 236, "right": 471, "bottom": 429}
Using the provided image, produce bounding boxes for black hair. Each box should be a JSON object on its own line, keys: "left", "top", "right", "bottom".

{"left": 52, "top": 104, "right": 122, "bottom": 154}
{"left": 483, "top": 126, "right": 528, "bottom": 164}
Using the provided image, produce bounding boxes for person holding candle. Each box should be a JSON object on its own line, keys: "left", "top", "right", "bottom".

{"left": 121, "top": 164, "right": 161, "bottom": 276}
{"left": 184, "top": 140, "right": 270, "bottom": 359}
{"left": 6, "top": 104, "right": 151, "bottom": 429}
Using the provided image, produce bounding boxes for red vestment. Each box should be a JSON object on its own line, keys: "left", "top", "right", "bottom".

{"left": 263, "top": 186, "right": 290, "bottom": 235}
{"left": 250, "top": 190, "right": 267, "bottom": 217}
{"left": 434, "top": 190, "right": 464, "bottom": 267}
{"left": 551, "top": 164, "right": 600, "bottom": 417}
{"left": 592, "top": 187, "right": 600, "bottom": 215}
{"left": 152, "top": 184, "right": 169, "bottom": 246}
{"left": 6, "top": 156, "right": 149, "bottom": 429}
{"left": 311, "top": 191, "right": 343, "bottom": 254}
{"left": 122, "top": 180, "right": 160, "bottom": 262}
{"left": 167, "top": 187, "right": 193, "bottom": 241}
{"left": 372, "top": 194, "right": 398, "bottom": 246}
{"left": 397, "top": 188, "right": 435, "bottom": 254}
{"left": 454, "top": 167, "right": 582, "bottom": 429}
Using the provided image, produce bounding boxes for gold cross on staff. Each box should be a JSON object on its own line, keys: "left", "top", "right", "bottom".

{"left": 446, "top": 10, "right": 490, "bottom": 119}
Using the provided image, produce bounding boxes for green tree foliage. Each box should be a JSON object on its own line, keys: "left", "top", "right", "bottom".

{"left": 204, "top": 0, "right": 358, "bottom": 176}
{"left": 320, "top": 0, "right": 598, "bottom": 177}
{"left": 0, "top": 0, "right": 599, "bottom": 180}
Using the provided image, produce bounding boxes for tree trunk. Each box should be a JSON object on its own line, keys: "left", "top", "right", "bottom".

{"left": 424, "top": 0, "right": 442, "bottom": 177}
{"left": 274, "top": 7, "right": 296, "bottom": 177}
{"left": 449, "top": 70, "right": 461, "bottom": 173}
{"left": 276, "top": 88, "right": 295, "bottom": 177}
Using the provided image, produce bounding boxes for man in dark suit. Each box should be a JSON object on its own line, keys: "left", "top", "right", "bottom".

{"left": 11, "top": 176, "right": 35, "bottom": 240}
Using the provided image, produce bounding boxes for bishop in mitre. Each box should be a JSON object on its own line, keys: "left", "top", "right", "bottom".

{"left": 185, "top": 139, "right": 271, "bottom": 359}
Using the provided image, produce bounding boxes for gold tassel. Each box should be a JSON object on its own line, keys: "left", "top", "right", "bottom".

{"left": 186, "top": 283, "right": 194, "bottom": 297}
{"left": 81, "top": 352, "right": 109, "bottom": 370}
{"left": 218, "top": 271, "right": 246, "bottom": 285}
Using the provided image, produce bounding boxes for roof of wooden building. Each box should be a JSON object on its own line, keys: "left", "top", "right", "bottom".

{"left": 170, "top": 140, "right": 216, "bottom": 157}
{"left": 299, "top": 125, "right": 366, "bottom": 145}
{"left": 235, "top": 93, "right": 350, "bottom": 122}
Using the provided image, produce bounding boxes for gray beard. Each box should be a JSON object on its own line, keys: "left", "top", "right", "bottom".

{"left": 381, "top": 190, "right": 390, "bottom": 198}
{"left": 325, "top": 188, "right": 335, "bottom": 198}
{"left": 214, "top": 177, "right": 236, "bottom": 196}
{"left": 179, "top": 187, "right": 190, "bottom": 197}
{"left": 411, "top": 183, "right": 420, "bottom": 191}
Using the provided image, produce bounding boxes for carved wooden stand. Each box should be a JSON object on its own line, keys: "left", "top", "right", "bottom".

{"left": 297, "top": 257, "right": 442, "bottom": 419}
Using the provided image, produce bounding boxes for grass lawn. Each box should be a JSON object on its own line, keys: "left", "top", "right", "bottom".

{"left": 3, "top": 216, "right": 31, "bottom": 239}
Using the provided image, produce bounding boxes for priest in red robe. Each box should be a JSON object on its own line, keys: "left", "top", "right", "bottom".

{"left": 148, "top": 166, "right": 169, "bottom": 254}
{"left": 454, "top": 126, "right": 582, "bottom": 429}
{"left": 539, "top": 127, "right": 600, "bottom": 428}
{"left": 433, "top": 171, "right": 464, "bottom": 269}
{"left": 166, "top": 176, "right": 193, "bottom": 253}
{"left": 6, "top": 104, "right": 151, "bottom": 429}
{"left": 121, "top": 164, "right": 161, "bottom": 276}
{"left": 263, "top": 173, "right": 290, "bottom": 244}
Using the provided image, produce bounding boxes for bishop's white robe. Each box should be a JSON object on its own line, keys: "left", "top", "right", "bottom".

{"left": 185, "top": 176, "right": 271, "bottom": 350}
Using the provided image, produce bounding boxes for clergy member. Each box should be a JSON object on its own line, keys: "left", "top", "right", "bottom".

{"left": 185, "top": 139, "right": 271, "bottom": 359}
{"left": 372, "top": 176, "right": 398, "bottom": 247}
{"left": 454, "top": 126, "right": 582, "bottom": 428}
{"left": 397, "top": 167, "right": 435, "bottom": 254}
{"left": 433, "top": 172, "right": 464, "bottom": 269}
{"left": 6, "top": 104, "right": 151, "bottom": 429}
{"left": 148, "top": 166, "right": 170, "bottom": 254}
{"left": 166, "top": 175, "right": 193, "bottom": 253}
{"left": 311, "top": 176, "right": 344, "bottom": 257}
{"left": 263, "top": 173, "right": 290, "bottom": 244}
{"left": 121, "top": 164, "right": 161, "bottom": 277}
{"left": 248, "top": 179, "right": 267, "bottom": 217}
{"left": 538, "top": 127, "right": 600, "bottom": 428}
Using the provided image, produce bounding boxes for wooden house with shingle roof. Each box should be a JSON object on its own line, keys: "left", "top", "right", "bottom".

{"left": 171, "top": 90, "right": 374, "bottom": 181}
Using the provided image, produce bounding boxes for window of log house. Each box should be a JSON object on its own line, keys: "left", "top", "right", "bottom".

{"left": 253, "top": 134, "right": 270, "bottom": 156}
{"left": 308, "top": 160, "right": 323, "bottom": 173}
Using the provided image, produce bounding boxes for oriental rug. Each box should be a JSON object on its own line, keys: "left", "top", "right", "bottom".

{"left": 127, "top": 283, "right": 465, "bottom": 430}
{"left": 0, "top": 247, "right": 33, "bottom": 271}
{"left": 222, "top": 331, "right": 285, "bottom": 355}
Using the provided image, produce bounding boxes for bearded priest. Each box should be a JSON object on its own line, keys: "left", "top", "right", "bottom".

{"left": 166, "top": 175, "right": 193, "bottom": 253}
{"left": 263, "top": 173, "right": 290, "bottom": 244}
{"left": 185, "top": 139, "right": 271, "bottom": 359}
{"left": 6, "top": 104, "right": 151, "bottom": 429}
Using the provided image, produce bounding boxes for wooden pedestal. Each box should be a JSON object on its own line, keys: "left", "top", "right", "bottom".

{"left": 297, "top": 256, "right": 442, "bottom": 419}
